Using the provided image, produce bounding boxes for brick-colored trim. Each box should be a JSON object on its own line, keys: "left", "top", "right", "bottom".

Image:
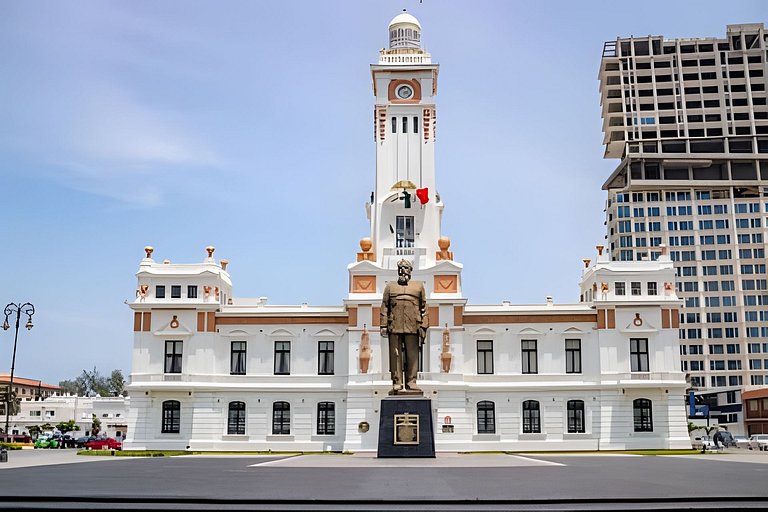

{"left": 671, "top": 308, "right": 680, "bottom": 328}
{"left": 597, "top": 309, "right": 606, "bottom": 329}
{"left": 454, "top": 306, "right": 464, "bottom": 326}
{"left": 428, "top": 306, "right": 439, "bottom": 327}
{"left": 388, "top": 78, "right": 422, "bottom": 102}
{"left": 464, "top": 313, "right": 597, "bottom": 325}
{"left": 207, "top": 312, "right": 216, "bottom": 332}
{"left": 197, "top": 312, "right": 206, "bottom": 332}
{"left": 133, "top": 312, "right": 142, "bottom": 332}
{"left": 348, "top": 307, "right": 358, "bottom": 327}
{"left": 217, "top": 316, "right": 349, "bottom": 325}
{"left": 661, "top": 309, "right": 671, "bottom": 329}
{"left": 142, "top": 312, "right": 151, "bottom": 332}
{"left": 433, "top": 275, "right": 458, "bottom": 294}
{"left": 372, "top": 307, "right": 381, "bottom": 327}
{"left": 607, "top": 309, "right": 616, "bottom": 329}
{"left": 351, "top": 275, "right": 377, "bottom": 293}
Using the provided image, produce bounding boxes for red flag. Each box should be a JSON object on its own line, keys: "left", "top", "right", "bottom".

{"left": 416, "top": 187, "right": 429, "bottom": 204}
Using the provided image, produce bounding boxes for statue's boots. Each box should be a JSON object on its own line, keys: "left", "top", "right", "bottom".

{"left": 405, "top": 381, "right": 422, "bottom": 392}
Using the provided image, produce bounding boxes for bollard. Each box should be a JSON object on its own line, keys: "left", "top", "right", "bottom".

{"left": 0, "top": 448, "right": 8, "bottom": 463}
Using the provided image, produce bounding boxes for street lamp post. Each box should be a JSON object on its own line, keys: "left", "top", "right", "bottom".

{"left": 2, "top": 302, "right": 35, "bottom": 439}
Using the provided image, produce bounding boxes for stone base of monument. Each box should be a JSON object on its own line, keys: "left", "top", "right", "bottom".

{"left": 377, "top": 396, "right": 435, "bottom": 458}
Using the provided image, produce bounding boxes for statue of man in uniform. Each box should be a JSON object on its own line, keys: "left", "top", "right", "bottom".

{"left": 380, "top": 259, "right": 429, "bottom": 393}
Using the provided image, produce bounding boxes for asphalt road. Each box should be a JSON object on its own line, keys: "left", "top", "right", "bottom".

{"left": 1, "top": 450, "right": 768, "bottom": 510}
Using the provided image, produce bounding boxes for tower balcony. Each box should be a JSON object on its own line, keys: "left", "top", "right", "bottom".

{"left": 382, "top": 246, "right": 428, "bottom": 269}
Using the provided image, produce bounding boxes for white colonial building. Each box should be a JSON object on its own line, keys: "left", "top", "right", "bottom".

{"left": 125, "top": 12, "right": 690, "bottom": 452}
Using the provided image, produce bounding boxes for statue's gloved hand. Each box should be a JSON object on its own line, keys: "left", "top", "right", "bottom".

{"left": 380, "top": 327, "right": 388, "bottom": 338}
{"left": 419, "top": 326, "right": 427, "bottom": 340}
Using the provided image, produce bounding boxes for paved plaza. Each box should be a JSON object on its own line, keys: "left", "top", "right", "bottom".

{"left": 1, "top": 449, "right": 768, "bottom": 510}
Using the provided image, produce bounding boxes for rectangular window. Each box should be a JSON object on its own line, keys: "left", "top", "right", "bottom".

{"left": 615, "top": 282, "right": 626, "bottom": 295}
{"left": 477, "top": 340, "right": 494, "bottom": 374}
{"left": 402, "top": 116, "right": 408, "bottom": 133}
{"left": 567, "top": 400, "right": 585, "bottom": 433}
{"left": 156, "top": 285, "right": 166, "bottom": 299}
{"left": 318, "top": 341, "right": 334, "bottom": 375}
{"left": 647, "top": 282, "right": 657, "bottom": 295}
{"left": 522, "top": 400, "right": 541, "bottom": 433}
{"left": 227, "top": 402, "right": 246, "bottom": 435}
{"left": 317, "top": 402, "right": 335, "bottom": 435}
{"left": 631, "top": 282, "right": 642, "bottom": 296}
{"left": 274, "top": 341, "right": 291, "bottom": 375}
{"left": 395, "top": 216, "right": 414, "bottom": 248}
{"left": 477, "top": 401, "right": 495, "bottom": 434}
{"left": 391, "top": 117, "right": 397, "bottom": 133}
{"left": 161, "top": 400, "right": 181, "bottom": 433}
{"left": 230, "top": 341, "right": 247, "bottom": 375}
{"left": 565, "top": 339, "right": 581, "bottom": 374}
{"left": 633, "top": 399, "right": 653, "bottom": 432}
{"left": 413, "top": 116, "right": 419, "bottom": 133}
{"left": 187, "top": 285, "right": 198, "bottom": 299}
{"left": 272, "top": 402, "right": 290, "bottom": 435}
{"left": 522, "top": 340, "right": 538, "bottom": 374}
{"left": 171, "top": 285, "right": 181, "bottom": 299}
{"left": 630, "top": 338, "right": 649, "bottom": 372}
{"left": 164, "top": 341, "right": 183, "bottom": 374}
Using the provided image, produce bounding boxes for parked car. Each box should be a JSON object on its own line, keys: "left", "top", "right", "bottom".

{"left": 75, "top": 435, "right": 99, "bottom": 448}
{"left": 33, "top": 435, "right": 59, "bottom": 449}
{"left": 733, "top": 435, "right": 750, "bottom": 448}
{"left": 691, "top": 436, "right": 717, "bottom": 450}
{"left": 748, "top": 434, "right": 768, "bottom": 451}
{"left": 84, "top": 437, "right": 122, "bottom": 450}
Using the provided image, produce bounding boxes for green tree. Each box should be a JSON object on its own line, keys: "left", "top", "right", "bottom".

{"left": 59, "top": 368, "right": 126, "bottom": 397}
{"left": 26, "top": 425, "right": 42, "bottom": 438}
{"left": 91, "top": 414, "right": 101, "bottom": 436}
{"left": 108, "top": 369, "right": 126, "bottom": 396}
{"left": 55, "top": 420, "right": 80, "bottom": 434}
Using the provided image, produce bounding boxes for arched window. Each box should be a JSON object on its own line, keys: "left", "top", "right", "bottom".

{"left": 522, "top": 400, "right": 541, "bottom": 433}
{"left": 477, "top": 401, "right": 495, "bottom": 434}
{"left": 272, "top": 401, "right": 290, "bottom": 435}
{"left": 228, "top": 401, "right": 246, "bottom": 435}
{"left": 317, "top": 402, "right": 335, "bottom": 435}
{"left": 633, "top": 398, "right": 653, "bottom": 432}
{"left": 567, "top": 400, "right": 585, "bottom": 433}
{"left": 161, "top": 400, "right": 180, "bottom": 433}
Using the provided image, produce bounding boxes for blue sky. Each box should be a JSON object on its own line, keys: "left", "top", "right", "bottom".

{"left": 0, "top": 1, "right": 764, "bottom": 384}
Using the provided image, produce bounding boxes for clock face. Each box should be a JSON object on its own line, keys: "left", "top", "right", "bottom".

{"left": 396, "top": 85, "right": 413, "bottom": 99}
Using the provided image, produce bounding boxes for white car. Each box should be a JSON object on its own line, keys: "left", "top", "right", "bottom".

{"left": 733, "top": 435, "right": 750, "bottom": 449}
{"left": 692, "top": 435, "right": 717, "bottom": 450}
{"left": 748, "top": 434, "right": 768, "bottom": 451}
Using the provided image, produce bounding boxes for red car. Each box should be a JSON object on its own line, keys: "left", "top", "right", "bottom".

{"left": 84, "top": 437, "right": 122, "bottom": 450}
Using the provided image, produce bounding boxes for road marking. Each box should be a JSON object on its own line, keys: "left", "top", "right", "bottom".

{"left": 508, "top": 455, "right": 565, "bottom": 466}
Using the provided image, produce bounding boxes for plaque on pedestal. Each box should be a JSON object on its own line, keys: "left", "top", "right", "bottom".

{"left": 377, "top": 397, "right": 435, "bottom": 458}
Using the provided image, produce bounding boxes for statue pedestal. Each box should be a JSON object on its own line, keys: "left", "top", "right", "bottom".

{"left": 376, "top": 397, "right": 435, "bottom": 458}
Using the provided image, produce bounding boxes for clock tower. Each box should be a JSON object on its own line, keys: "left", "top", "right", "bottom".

{"left": 349, "top": 11, "right": 462, "bottom": 300}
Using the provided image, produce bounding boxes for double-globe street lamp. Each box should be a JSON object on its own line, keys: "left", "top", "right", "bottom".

{"left": 2, "top": 302, "right": 34, "bottom": 438}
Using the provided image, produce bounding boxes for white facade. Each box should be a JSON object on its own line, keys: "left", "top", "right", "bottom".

{"left": 9, "top": 396, "right": 130, "bottom": 440}
{"left": 125, "top": 13, "right": 690, "bottom": 452}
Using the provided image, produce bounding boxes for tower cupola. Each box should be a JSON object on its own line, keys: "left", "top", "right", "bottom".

{"left": 388, "top": 10, "right": 421, "bottom": 49}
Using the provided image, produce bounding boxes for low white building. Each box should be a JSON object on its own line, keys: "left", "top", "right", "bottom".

{"left": 9, "top": 396, "right": 130, "bottom": 440}
{"left": 125, "top": 13, "right": 690, "bottom": 452}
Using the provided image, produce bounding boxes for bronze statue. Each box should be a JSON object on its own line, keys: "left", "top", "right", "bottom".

{"left": 380, "top": 259, "right": 428, "bottom": 393}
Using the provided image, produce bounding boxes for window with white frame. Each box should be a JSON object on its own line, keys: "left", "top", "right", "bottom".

{"left": 522, "top": 340, "right": 538, "bottom": 374}
{"left": 630, "top": 338, "right": 649, "bottom": 372}
{"left": 522, "top": 400, "right": 541, "bottom": 433}
{"left": 477, "top": 340, "right": 494, "bottom": 374}
{"left": 565, "top": 339, "right": 582, "bottom": 374}
{"left": 567, "top": 400, "right": 585, "bottom": 433}
{"left": 477, "top": 401, "right": 495, "bottom": 434}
